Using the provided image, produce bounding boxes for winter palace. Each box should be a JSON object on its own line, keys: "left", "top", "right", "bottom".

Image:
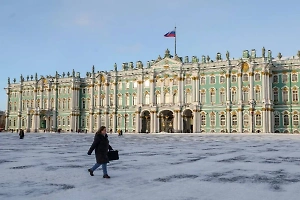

{"left": 4, "top": 48, "right": 300, "bottom": 133}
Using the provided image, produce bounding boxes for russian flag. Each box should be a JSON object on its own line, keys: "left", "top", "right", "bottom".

{"left": 164, "top": 30, "right": 176, "bottom": 37}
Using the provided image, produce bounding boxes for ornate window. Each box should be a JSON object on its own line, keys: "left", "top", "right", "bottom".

{"left": 244, "top": 114, "right": 249, "bottom": 127}
{"left": 109, "top": 95, "right": 114, "bottom": 106}
{"left": 201, "top": 114, "right": 206, "bottom": 126}
{"left": 186, "top": 77, "right": 191, "bottom": 84}
{"left": 145, "top": 93, "right": 150, "bottom": 104}
{"left": 220, "top": 76, "right": 225, "bottom": 83}
{"left": 220, "top": 89, "right": 225, "bottom": 104}
{"left": 200, "top": 90, "right": 206, "bottom": 104}
{"left": 220, "top": 115, "right": 225, "bottom": 126}
{"left": 165, "top": 93, "right": 170, "bottom": 103}
{"left": 173, "top": 78, "right": 178, "bottom": 85}
{"left": 133, "top": 81, "right": 137, "bottom": 88}
{"left": 274, "top": 114, "right": 280, "bottom": 126}
{"left": 210, "top": 89, "right": 216, "bottom": 104}
{"left": 255, "top": 87, "right": 261, "bottom": 102}
{"left": 210, "top": 76, "right": 215, "bottom": 84}
{"left": 118, "top": 95, "right": 122, "bottom": 106}
{"left": 292, "top": 74, "right": 298, "bottom": 82}
{"left": 117, "top": 116, "right": 121, "bottom": 126}
{"left": 282, "top": 74, "right": 288, "bottom": 83}
{"left": 283, "top": 114, "right": 289, "bottom": 126}
{"left": 282, "top": 88, "right": 288, "bottom": 102}
{"left": 243, "top": 74, "right": 248, "bottom": 82}
{"left": 126, "top": 95, "right": 130, "bottom": 106}
{"left": 118, "top": 82, "right": 122, "bottom": 90}
{"left": 255, "top": 73, "right": 260, "bottom": 81}
{"left": 243, "top": 88, "right": 249, "bottom": 102}
{"left": 255, "top": 113, "right": 261, "bottom": 126}
{"left": 232, "top": 114, "right": 237, "bottom": 126}
{"left": 293, "top": 114, "right": 299, "bottom": 126}
{"left": 133, "top": 94, "right": 137, "bottom": 105}
{"left": 231, "top": 75, "right": 237, "bottom": 82}
{"left": 173, "top": 92, "right": 177, "bottom": 103}
{"left": 185, "top": 91, "right": 191, "bottom": 103}
{"left": 273, "top": 88, "right": 279, "bottom": 102}
{"left": 273, "top": 75, "right": 278, "bottom": 83}
{"left": 201, "top": 77, "right": 205, "bottom": 85}
{"left": 292, "top": 88, "right": 298, "bottom": 102}
{"left": 126, "top": 82, "right": 130, "bottom": 89}
{"left": 156, "top": 93, "right": 161, "bottom": 104}
{"left": 210, "top": 113, "right": 215, "bottom": 126}
{"left": 82, "top": 99, "right": 86, "bottom": 109}
{"left": 231, "top": 88, "right": 237, "bottom": 102}
{"left": 132, "top": 115, "right": 136, "bottom": 126}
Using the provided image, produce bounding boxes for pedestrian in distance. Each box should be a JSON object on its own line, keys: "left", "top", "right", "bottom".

{"left": 87, "top": 126, "right": 113, "bottom": 178}
{"left": 19, "top": 129, "right": 24, "bottom": 139}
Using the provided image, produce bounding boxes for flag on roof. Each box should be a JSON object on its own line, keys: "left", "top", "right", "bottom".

{"left": 164, "top": 30, "right": 176, "bottom": 37}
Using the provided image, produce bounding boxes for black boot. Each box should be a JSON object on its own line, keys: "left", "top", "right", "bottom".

{"left": 88, "top": 169, "right": 94, "bottom": 176}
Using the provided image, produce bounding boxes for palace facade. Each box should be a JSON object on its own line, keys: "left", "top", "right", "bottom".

{"left": 4, "top": 48, "right": 300, "bottom": 133}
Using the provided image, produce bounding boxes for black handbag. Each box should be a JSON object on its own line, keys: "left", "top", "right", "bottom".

{"left": 107, "top": 150, "right": 119, "bottom": 161}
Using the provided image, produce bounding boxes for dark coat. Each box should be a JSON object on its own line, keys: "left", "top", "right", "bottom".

{"left": 19, "top": 130, "right": 24, "bottom": 139}
{"left": 87, "top": 133, "right": 112, "bottom": 164}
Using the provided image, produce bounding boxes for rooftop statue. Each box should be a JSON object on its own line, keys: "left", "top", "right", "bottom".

{"left": 226, "top": 51, "right": 230, "bottom": 60}
{"left": 8, "top": 77, "right": 10, "bottom": 84}
{"left": 262, "top": 47, "right": 265, "bottom": 58}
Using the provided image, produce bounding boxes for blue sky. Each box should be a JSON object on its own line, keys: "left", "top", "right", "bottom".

{"left": 0, "top": 0, "right": 299, "bottom": 111}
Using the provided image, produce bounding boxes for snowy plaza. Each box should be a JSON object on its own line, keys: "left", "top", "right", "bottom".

{"left": 1, "top": 132, "right": 300, "bottom": 200}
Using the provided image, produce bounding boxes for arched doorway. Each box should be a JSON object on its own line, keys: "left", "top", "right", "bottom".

{"left": 141, "top": 111, "right": 150, "bottom": 133}
{"left": 183, "top": 109, "right": 193, "bottom": 133}
{"left": 159, "top": 110, "right": 174, "bottom": 132}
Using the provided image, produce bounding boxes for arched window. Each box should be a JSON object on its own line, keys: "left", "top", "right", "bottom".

{"left": 165, "top": 93, "right": 170, "bottom": 103}
{"left": 293, "top": 114, "right": 299, "bottom": 126}
{"left": 220, "top": 115, "right": 226, "bottom": 126}
{"left": 244, "top": 114, "right": 249, "bottom": 127}
{"left": 201, "top": 114, "right": 206, "bottom": 126}
{"left": 145, "top": 93, "right": 150, "bottom": 104}
{"left": 232, "top": 114, "right": 237, "bottom": 126}
{"left": 284, "top": 114, "right": 289, "bottom": 126}
{"left": 255, "top": 113, "right": 261, "bottom": 126}
{"left": 156, "top": 94, "right": 161, "bottom": 104}
{"left": 274, "top": 114, "right": 280, "bottom": 126}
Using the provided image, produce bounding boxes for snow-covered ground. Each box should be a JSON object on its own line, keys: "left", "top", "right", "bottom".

{"left": 1, "top": 132, "right": 300, "bottom": 200}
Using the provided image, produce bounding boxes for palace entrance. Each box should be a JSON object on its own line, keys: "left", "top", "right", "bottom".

{"left": 141, "top": 111, "right": 150, "bottom": 133}
{"left": 159, "top": 110, "right": 174, "bottom": 133}
{"left": 183, "top": 109, "right": 193, "bottom": 133}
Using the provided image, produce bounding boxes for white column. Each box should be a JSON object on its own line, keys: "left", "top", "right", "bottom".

{"left": 33, "top": 85, "right": 37, "bottom": 108}
{"left": 193, "top": 110, "right": 197, "bottom": 133}
{"left": 192, "top": 77, "right": 196, "bottom": 102}
{"left": 47, "top": 87, "right": 51, "bottom": 109}
{"left": 153, "top": 111, "right": 157, "bottom": 133}
{"left": 173, "top": 110, "right": 178, "bottom": 132}
{"left": 195, "top": 77, "right": 199, "bottom": 102}
{"left": 89, "top": 114, "right": 93, "bottom": 132}
{"left": 113, "top": 113, "right": 117, "bottom": 132}
{"left": 238, "top": 109, "right": 243, "bottom": 133}
{"left": 135, "top": 111, "right": 141, "bottom": 133}
{"left": 270, "top": 109, "right": 274, "bottom": 133}
{"left": 178, "top": 75, "right": 182, "bottom": 105}
{"left": 53, "top": 85, "right": 58, "bottom": 131}
{"left": 97, "top": 114, "right": 101, "bottom": 130}
{"left": 40, "top": 87, "right": 44, "bottom": 109}
{"left": 150, "top": 79, "right": 154, "bottom": 105}
{"left": 262, "top": 108, "right": 266, "bottom": 133}
{"left": 226, "top": 74, "right": 230, "bottom": 102}
{"left": 238, "top": 73, "right": 242, "bottom": 103}
{"left": 26, "top": 111, "right": 30, "bottom": 132}
{"left": 262, "top": 71, "right": 266, "bottom": 103}
{"left": 226, "top": 109, "right": 231, "bottom": 133}
{"left": 105, "top": 83, "right": 109, "bottom": 106}
{"left": 177, "top": 111, "right": 182, "bottom": 132}
{"left": 150, "top": 111, "right": 154, "bottom": 133}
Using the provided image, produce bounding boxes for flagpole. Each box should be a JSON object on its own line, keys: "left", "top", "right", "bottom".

{"left": 174, "top": 26, "right": 177, "bottom": 56}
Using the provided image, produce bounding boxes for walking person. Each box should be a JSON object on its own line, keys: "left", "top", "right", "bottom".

{"left": 87, "top": 126, "right": 113, "bottom": 178}
{"left": 19, "top": 129, "right": 24, "bottom": 139}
